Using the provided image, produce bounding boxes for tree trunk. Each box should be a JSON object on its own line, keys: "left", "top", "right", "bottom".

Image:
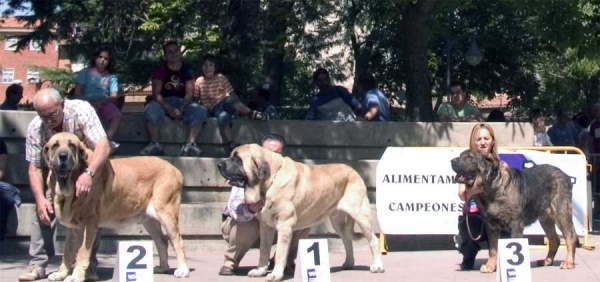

{"left": 221, "top": 0, "right": 261, "bottom": 95}
{"left": 262, "top": 0, "right": 294, "bottom": 106}
{"left": 400, "top": 0, "right": 440, "bottom": 121}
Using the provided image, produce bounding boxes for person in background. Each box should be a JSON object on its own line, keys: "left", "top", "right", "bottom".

{"left": 530, "top": 109, "right": 552, "bottom": 146}
{"left": 572, "top": 112, "right": 591, "bottom": 157}
{"left": 194, "top": 54, "right": 268, "bottom": 154}
{"left": 353, "top": 71, "right": 390, "bottom": 121}
{"left": 305, "top": 68, "right": 362, "bottom": 121}
{"left": 437, "top": 81, "right": 483, "bottom": 122}
{"left": 73, "top": 46, "right": 122, "bottom": 150}
{"left": 485, "top": 109, "right": 506, "bottom": 122}
{"left": 547, "top": 109, "right": 578, "bottom": 146}
{"left": 0, "top": 138, "right": 21, "bottom": 241}
{"left": 1, "top": 83, "right": 24, "bottom": 110}
{"left": 248, "top": 87, "right": 279, "bottom": 120}
{"left": 140, "top": 41, "right": 208, "bottom": 157}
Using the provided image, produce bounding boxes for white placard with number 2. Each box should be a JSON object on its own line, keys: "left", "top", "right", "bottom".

{"left": 116, "top": 241, "right": 154, "bottom": 282}
{"left": 496, "top": 238, "right": 532, "bottom": 282}
{"left": 296, "top": 239, "right": 331, "bottom": 282}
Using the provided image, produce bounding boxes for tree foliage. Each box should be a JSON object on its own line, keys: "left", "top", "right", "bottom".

{"left": 3, "top": 0, "right": 600, "bottom": 119}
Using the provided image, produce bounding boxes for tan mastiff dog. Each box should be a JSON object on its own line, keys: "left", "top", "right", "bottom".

{"left": 43, "top": 132, "right": 190, "bottom": 282}
{"left": 218, "top": 144, "right": 384, "bottom": 282}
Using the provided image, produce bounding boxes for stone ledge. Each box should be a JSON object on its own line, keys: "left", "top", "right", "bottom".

{"left": 5, "top": 203, "right": 381, "bottom": 238}
{"left": 4, "top": 155, "right": 380, "bottom": 188}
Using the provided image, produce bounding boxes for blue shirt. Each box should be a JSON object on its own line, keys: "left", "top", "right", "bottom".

{"left": 75, "top": 68, "right": 118, "bottom": 100}
{"left": 547, "top": 123, "right": 578, "bottom": 146}
{"left": 361, "top": 88, "right": 390, "bottom": 121}
{"left": 306, "top": 86, "right": 360, "bottom": 120}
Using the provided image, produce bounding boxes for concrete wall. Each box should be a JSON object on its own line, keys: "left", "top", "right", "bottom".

{"left": 0, "top": 111, "right": 534, "bottom": 252}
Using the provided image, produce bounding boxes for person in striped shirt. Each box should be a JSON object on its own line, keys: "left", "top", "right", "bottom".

{"left": 194, "top": 54, "right": 268, "bottom": 154}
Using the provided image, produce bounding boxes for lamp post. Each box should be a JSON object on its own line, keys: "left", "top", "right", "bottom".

{"left": 445, "top": 37, "right": 483, "bottom": 99}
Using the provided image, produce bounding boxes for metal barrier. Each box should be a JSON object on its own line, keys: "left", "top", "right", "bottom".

{"left": 378, "top": 146, "right": 595, "bottom": 254}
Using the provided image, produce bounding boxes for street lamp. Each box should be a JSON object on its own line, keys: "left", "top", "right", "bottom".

{"left": 445, "top": 37, "right": 483, "bottom": 99}
{"left": 465, "top": 40, "right": 483, "bottom": 66}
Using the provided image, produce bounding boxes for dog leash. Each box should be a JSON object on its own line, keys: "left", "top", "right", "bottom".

{"left": 465, "top": 213, "right": 483, "bottom": 241}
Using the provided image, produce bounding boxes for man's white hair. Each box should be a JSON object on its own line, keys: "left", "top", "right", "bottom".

{"left": 33, "top": 88, "right": 63, "bottom": 108}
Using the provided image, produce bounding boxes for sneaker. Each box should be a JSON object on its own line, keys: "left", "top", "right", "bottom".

{"left": 453, "top": 234, "right": 462, "bottom": 249}
{"left": 250, "top": 110, "right": 269, "bottom": 121}
{"left": 140, "top": 142, "right": 163, "bottom": 156}
{"left": 18, "top": 265, "right": 46, "bottom": 281}
{"left": 180, "top": 143, "right": 202, "bottom": 157}
{"left": 218, "top": 265, "right": 236, "bottom": 276}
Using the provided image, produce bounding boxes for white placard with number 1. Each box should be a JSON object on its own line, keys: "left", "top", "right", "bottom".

{"left": 113, "top": 241, "right": 154, "bottom": 282}
{"left": 496, "top": 238, "right": 532, "bottom": 282}
{"left": 295, "top": 239, "right": 331, "bottom": 282}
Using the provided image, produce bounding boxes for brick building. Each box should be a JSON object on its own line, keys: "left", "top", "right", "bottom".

{"left": 0, "top": 17, "right": 70, "bottom": 105}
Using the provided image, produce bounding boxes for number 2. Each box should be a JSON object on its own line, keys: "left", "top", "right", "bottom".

{"left": 127, "top": 245, "right": 147, "bottom": 269}
{"left": 506, "top": 242, "right": 524, "bottom": 266}
{"left": 307, "top": 242, "right": 321, "bottom": 266}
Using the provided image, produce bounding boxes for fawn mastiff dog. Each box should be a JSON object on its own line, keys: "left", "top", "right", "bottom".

{"left": 218, "top": 144, "right": 384, "bottom": 282}
{"left": 43, "top": 132, "right": 189, "bottom": 282}
{"left": 451, "top": 149, "right": 577, "bottom": 273}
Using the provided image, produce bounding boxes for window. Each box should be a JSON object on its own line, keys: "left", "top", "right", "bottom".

{"left": 2, "top": 69, "right": 15, "bottom": 84}
{"left": 29, "top": 40, "right": 42, "bottom": 51}
{"left": 27, "top": 68, "right": 40, "bottom": 84}
{"left": 4, "top": 37, "right": 18, "bottom": 51}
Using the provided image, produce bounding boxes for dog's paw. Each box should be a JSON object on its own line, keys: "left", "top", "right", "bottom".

{"left": 48, "top": 271, "right": 69, "bottom": 281}
{"left": 341, "top": 259, "right": 355, "bottom": 270}
{"left": 154, "top": 265, "right": 170, "bottom": 274}
{"left": 63, "top": 275, "right": 85, "bottom": 282}
{"left": 480, "top": 264, "right": 496, "bottom": 273}
{"left": 370, "top": 263, "right": 385, "bottom": 273}
{"left": 536, "top": 258, "right": 553, "bottom": 267}
{"left": 265, "top": 273, "right": 283, "bottom": 282}
{"left": 560, "top": 261, "right": 575, "bottom": 269}
{"left": 248, "top": 267, "right": 268, "bottom": 277}
{"left": 174, "top": 266, "right": 191, "bottom": 278}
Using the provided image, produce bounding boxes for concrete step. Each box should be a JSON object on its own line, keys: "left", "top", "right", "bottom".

{"left": 4, "top": 203, "right": 381, "bottom": 238}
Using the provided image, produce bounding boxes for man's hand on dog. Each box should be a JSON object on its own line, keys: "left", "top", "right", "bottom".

{"left": 76, "top": 172, "right": 93, "bottom": 197}
{"left": 36, "top": 198, "right": 54, "bottom": 225}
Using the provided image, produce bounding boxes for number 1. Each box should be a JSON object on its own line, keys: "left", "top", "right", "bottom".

{"left": 307, "top": 242, "right": 321, "bottom": 266}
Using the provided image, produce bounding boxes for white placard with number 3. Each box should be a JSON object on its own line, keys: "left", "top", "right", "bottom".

{"left": 296, "top": 239, "right": 331, "bottom": 282}
{"left": 496, "top": 238, "right": 532, "bottom": 282}
{"left": 116, "top": 241, "right": 154, "bottom": 282}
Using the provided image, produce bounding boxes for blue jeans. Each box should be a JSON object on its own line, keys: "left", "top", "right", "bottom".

{"left": 144, "top": 96, "right": 207, "bottom": 127}
{"left": 210, "top": 96, "right": 240, "bottom": 129}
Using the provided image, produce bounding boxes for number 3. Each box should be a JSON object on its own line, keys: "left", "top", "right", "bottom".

{"left": 506, "top": 242, "right": 524, "bottom": 266}
{"left": 307, "top": 242, "right": 321, "bottom": 266}
{"left": 127, "top": 245, "right": 147, "bottom": 269}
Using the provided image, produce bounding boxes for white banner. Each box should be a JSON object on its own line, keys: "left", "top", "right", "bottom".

{"left": 375, "top": 147, "right": 589, "bottom": 236}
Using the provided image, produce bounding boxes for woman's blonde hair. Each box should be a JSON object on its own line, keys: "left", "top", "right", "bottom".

{"left": 469, "top": 123, "right": 499, "bottom": 160}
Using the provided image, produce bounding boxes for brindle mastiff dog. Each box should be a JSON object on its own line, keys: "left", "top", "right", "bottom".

{"left": 43, "top": 132, "right": 190, "bottom": 282}
{"left": 218, "top": 144, "right": 384, "bottom": 282}
{"left": 451, "top": 149, "right": 577, "bottom": 273}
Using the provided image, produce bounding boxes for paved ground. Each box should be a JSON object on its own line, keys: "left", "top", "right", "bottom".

{"left": 2, "top": 235, "right": 600, "bottom": 282}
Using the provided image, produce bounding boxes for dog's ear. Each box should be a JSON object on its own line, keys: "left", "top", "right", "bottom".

{"left": 43, "top": 140, "right": 56, "bottom": 167}
{"left": 252, "top": 157, "right": 270, "bottom": 181}
{"left": 76, "top": 139, "right": 92, "bottom": 165}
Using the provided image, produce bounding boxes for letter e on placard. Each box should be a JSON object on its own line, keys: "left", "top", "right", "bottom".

{"left": 496, "top": 238, "right": 532, "bottom": 282}
{"left": 295, "top": 239, "right": 331, "bottom": 282}
{"left": 116, "top": 241, "right": 154, "bottom": 282}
